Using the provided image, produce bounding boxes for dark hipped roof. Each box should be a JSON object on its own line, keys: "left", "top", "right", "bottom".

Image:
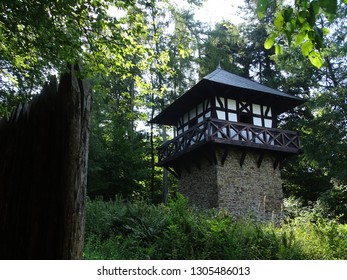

{"left": 151, "top": 67, "right": 305, "bottom": 125}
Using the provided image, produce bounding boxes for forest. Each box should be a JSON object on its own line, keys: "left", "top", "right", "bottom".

{"left": 0, "top": 0, "right": 346, "bottom": 259}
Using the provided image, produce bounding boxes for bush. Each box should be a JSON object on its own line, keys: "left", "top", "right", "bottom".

{"left": 83, "top": 195, "right": 347, "bottom": 260}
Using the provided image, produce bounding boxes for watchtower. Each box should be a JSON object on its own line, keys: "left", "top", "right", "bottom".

{"left": 151, "top": 67, "right": 305, "bottom": 220}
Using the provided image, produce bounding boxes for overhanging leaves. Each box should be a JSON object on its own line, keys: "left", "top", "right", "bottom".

{"left": 257, "top": 0, "right": 270, "bottom": 19}
{"left": 318, "top": 0, "right": 337, "bottom": 20}
{"left": 308, "top": 51, "right": 323, "bottom": 68}
{"left": 257, "top": 0, "right": 347, "bottom": 68}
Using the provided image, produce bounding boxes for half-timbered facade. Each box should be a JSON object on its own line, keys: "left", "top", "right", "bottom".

{"left": 177, "top": 97, "right": 274, "bottom": 135}
{"left": 151, "top": 67, "right": 305, "bottom": 220}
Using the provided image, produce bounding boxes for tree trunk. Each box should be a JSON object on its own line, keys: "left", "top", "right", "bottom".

{"left": 162, "top": 125, "right": 168, "bottom": 204}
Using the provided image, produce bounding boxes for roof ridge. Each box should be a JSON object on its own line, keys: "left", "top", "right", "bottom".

{"left": 203, "top": 68, "right": 303, "bottom": 101}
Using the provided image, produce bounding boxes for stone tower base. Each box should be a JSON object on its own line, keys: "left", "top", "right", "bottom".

{"left": 178, "top": 147, "right": 283, "bottom": 221}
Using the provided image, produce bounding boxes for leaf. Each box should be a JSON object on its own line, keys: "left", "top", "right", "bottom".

{"left": 286, "top": 21, "right": 294, "bottom": 33}
{"left": 308, "top": 30, "right": 316, "bottom": 40}
{"left": 296, "top": 0, "right": 310, "bottom": 9}
{"left": 307, "top": 1, "right": 319, "bottom": 26}
{"left": 283, "top": 7, "right": 293, "bottom": 22}
{"left": 274, "top": 12, "right": 285, "bottom": 30}
{"left": 264, "top": 34, "right": 275, "bottom": 49}
{"left": 298, "top": 11, "right": 309, "bottom": 23}
{"left": 308, "top": 51, "right": 323, "bottom": 68}
{"left": 285, "top": 30, "right": 293, "bottom": 46}
{"left": 302, "top": 40, "right": 313, "bottom": 56}
{"left": 314, "top": 27, "right": 324, "bottom": 49}
{"left": 310, "top": 0, "right": 321, "bottom": 17}
{"left": 318, "top": 0, "right": 337, "bottom": 19}
{"left": 275, "top": 44, "right": 281, "bottom": 55}
{"left": 257, "top": 0, "right": 270, "bottom": 19}
{"left": 294, "top": 32, "right": 305, "bottom": 46}
{"left": 300, "top": 21, "right": 312, "bottom": 32}
{"left": 322, "top": 27, "right": 330, "bottom": 35}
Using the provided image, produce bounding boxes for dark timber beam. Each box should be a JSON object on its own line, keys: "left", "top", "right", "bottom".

{"left": 257, "top": 152, "right": 265, "bottom": 168}
{"left": 240, "top": 150, "right": 247, "bottom": 167}
{"left": 183, "top": 160, "right": 191, "bottom": 174}
{"left": 211, "top": 145, "right": 218, "bottom": 165}
{"left": 221, "top": 147, "right": 229, "bottom": 166}
{"left": 193, "top": 159, "right": 202, "bottom": 170}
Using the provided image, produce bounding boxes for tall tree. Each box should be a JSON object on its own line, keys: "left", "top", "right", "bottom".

{"left": 272, "top": 3, "right": 347, "bottom": 218}
{"left": 198, "top": 1, "right": 282, "bottom": 87}
{"left": 196, "top": 2, "right": 344, "bottom": 218}
{"left": 87, "top": 73, "right": 150, "bottom": 200}
{"left": 134, "top": 0, "right": 204, "bottom": 202}
{"left": 0, "top": 0, "right": 155, "bottom": 258}
{"left": 0, "top": 0, "right": 148, "bottom": 116}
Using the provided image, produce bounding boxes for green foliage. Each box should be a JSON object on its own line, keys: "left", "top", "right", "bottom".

{"left": 199, "top": 15, "right": 282, "bottom": 89}
{"left": 84, "top": 197, "right": 347, "bottom": 260}
{"left": 0, "top": 0, "right": 149, "bottom": 115}
{"left": 279, "top": 211, "right": 347, "bottom": 259}
{"left": 282, "top": 159, "right": 333, "bottom": 205}
{"left": 1, "top": 0, "right": 346, "bottom": 247}
{"left": 319, "top": 182, "right": 347, "bottom": 221}
{"left": 259, "top": 0, "right": 347, "bottom": 68}
{"left": 87, "top": 115, "right": 150, "bottom": 199}
{"left": 87, "top": 75, "right": 151, "bottom": 199}
{"left": 270, "top": 2, "right": 347, "bottom": 218}
{"left": 84, "top": 197, "right": 169, "bottom": 259}
{"left": 257, "top": 0, "right": 270, "bottom": 19}
{"left": 198, "top": 22, "right": 252, "bottom": 78}
{"left": 199, "top": 2, "right": 286, "bottom": 91}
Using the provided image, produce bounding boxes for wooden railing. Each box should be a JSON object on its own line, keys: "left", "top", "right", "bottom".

{"left": 158, "top": 118, "right": 301, "bottom": 164}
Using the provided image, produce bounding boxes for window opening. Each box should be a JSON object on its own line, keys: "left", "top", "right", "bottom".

{"left": 239, "top": 113, "right": 252, "bottom": 124}
{"left": 189, "top": 119, "right": 198, "bottom": 128}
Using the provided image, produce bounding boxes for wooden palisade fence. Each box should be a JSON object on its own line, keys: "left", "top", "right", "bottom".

{"left": 0, "top": 64, "right": 91, "bottom": 259}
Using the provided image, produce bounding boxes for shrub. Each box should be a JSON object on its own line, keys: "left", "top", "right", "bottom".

{"left": 84, "top": 195, "right": 347, "bottom": 260}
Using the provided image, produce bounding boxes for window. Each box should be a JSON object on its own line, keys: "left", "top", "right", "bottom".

{"left": 253, "top": 104, "right": 261, "bottom": 115}
{"left": 189, "top": 119, "right": 198, "bottom": 128}
{"left": 216, "top": 110, "right": 225, "bottom": 120}
{"left": 189, "top": 108, "right": 196, "bottom": 120}
{"left": 264, "top": 119, "right": 272, "bottom": 128}
{"left": 197, "top": 102, "right": 203, "bottom": 114}
{"left": 228, "top": 112, "right": 237, "bottom": 122}
{"left": 183, "top": 113, "right": 188, "bottom": 124}
{"left": 253, "top": 117, "right": 262, "bottom": 126}
{"left": 227, "top": 99, "right": 236, "bottom": 110}
{"left": 215, "top": 96, "right": 225, "bottom": 109}
{"left": 263, "top": 106, "right": 272, "bottom": 117}
{"left": 239, "top": 113, "right": 252, "bottom": 124}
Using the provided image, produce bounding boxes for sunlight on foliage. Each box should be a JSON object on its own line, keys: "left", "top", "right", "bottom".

{"left": 84, "top": 197, "right": 347, "bottom": 260}
{"left": 259, "top": 0, "right": 346, "bottom": 68}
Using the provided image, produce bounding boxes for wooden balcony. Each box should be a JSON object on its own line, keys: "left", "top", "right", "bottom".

{"left": 157, "top": 118, "right": 301, "bottom": 166}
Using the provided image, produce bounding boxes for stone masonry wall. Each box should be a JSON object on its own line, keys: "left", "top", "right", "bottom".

{"left": 216, "top": 149, "right": 283, "bottom": 220}
{"left": 177, "top": 147, "right": 283, "bottom": 220}
{"left": 179, "top": 159, "right": 218, "bottom": 209}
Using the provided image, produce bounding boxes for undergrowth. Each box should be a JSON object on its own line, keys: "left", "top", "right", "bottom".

{"left": 83, "top": 195, "right": 347, "bottom": 260}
